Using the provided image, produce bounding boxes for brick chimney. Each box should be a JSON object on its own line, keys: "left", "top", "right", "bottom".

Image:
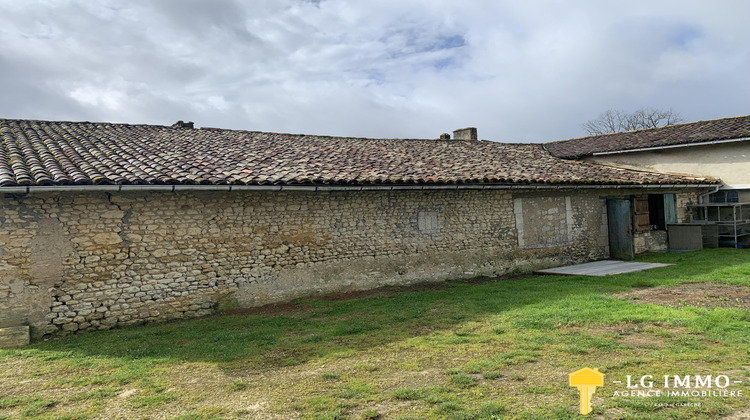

{"left": 172, "top": 120, "right": 195, "bottom": 129}
{"left": 453, "top": 127, "right": 477, "bottom": 140}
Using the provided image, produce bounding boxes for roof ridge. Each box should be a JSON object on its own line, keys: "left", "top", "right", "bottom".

{"left": 0, "top": 118, "right": 171, "bottom": 129}
{"left": 216, "top": 131, "right": 432, "bottom": 142}
{"left": 201, "top": 127, "right": 489, "bottom": 142}
{"left": 0, "top": 118, "right": 483, "bottom": 142}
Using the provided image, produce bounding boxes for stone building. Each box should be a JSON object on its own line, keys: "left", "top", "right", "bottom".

{"left": 0, "top": 119, "right": 716, "bottom": 340}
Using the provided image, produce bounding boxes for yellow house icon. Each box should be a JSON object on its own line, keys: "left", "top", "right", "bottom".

{"left": 569, "top": 367, "right": 604, "bottom": 415}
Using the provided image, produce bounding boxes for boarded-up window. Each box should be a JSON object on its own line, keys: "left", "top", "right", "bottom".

{"left": 417, "top": 210, "right": 438, "bottom": 234}
{"left": 633, "top": 195, "right": 650, "bottom": 233}
{"left": 514, "top": 196, "right": 573, "bottom": 248}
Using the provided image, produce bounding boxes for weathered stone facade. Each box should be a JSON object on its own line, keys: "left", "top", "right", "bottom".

{"left": 0, "top": 188, "right": 633, "bottom": 339}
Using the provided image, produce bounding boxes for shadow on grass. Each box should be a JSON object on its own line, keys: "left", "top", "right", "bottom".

{"left": 6, "top": 249, "right": 750, "bottom": 368}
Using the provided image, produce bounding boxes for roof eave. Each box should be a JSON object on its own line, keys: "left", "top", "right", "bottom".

{"left": 0, "top": 183, "right": 717, "bottom": 194}
{"left": 590, "top": 136, "right": 750, "bottom": 157}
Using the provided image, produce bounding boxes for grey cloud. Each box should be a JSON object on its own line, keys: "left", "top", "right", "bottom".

{"left": 0, "top": 1, "right": 748, "bottom": 142}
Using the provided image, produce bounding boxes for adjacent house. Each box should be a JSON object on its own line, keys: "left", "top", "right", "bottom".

{"left": 0, "top": 119, "right": 717, "bottom": 338}
{"left": 545, "top": 115, "right": 750, "bottom": 194}
{"left": 546, "top": 115, "right": 750, "bottom": 249}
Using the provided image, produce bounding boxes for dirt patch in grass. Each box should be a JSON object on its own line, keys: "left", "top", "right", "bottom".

{"left": 315, "top": 283, "right": 451, "bottom": 301}
{"left": 724, "top": 407, "right": 750, "bottom": 419}
{"left": 566, "top": 322, "right": 684, "bottom": 351}
{"left": 312, "top": 274, "right": 525, "bottom": 300}
{"left": 220, "top": 301, "right": 309, "bottom": 317}
{"left": 219, "top": 277, "right": 516, "bottom": 316}
{"left": 617, "top": 333, "right": 665, "bottom": 349}
{"left": 448, "top": 274, "right": 536, "bottom": 285}
{"left": 599, "top": 323, "right": 670, "bottom": 349}
{"left": 615, "top": 283, "right": 750, "bottom": 309}
{"left": 220, "top": 274, "right": 539, "bottom": 317}
{"left": 217, "top": 285, "right": 450, "bottom": 317}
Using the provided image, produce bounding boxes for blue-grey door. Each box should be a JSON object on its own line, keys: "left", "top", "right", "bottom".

{"left": 607, "top": 198, "right": 634, "bottom": 260}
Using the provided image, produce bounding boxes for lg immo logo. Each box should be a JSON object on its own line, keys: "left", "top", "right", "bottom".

{"left": 569, "top": 368, "right": 745, "bottom": 415}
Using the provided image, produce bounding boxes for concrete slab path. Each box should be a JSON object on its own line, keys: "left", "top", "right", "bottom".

{"left": 535, "top": 260, "right": 672, "bottom": 277}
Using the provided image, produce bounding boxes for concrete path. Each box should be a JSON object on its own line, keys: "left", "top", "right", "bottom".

{"left": 535, "top": 260, "right": 672, "bottom": 277}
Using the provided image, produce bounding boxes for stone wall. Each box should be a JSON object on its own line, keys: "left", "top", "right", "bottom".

{"left": 633, "top": 231, "right": 669, "bottom": 254}
{"left": 676, "top": 192, "right": 699, "bottom": 222}
{"left": 0, "top": 189, "right": 614, "bottom": 339}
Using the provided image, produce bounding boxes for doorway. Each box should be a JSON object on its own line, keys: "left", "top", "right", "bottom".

{"left": 606, "top": 198, "right": 634, "bottom": 260}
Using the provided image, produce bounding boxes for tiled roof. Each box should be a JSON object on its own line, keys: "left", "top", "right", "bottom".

{"left": 545, "top": 115, "right": 750, "bottom": 159}
{"left": 0, "top": 119, "right": 715, "bottom": 188}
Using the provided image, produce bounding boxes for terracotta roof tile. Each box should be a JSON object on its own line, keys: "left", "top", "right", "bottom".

{"left": 0, "top": 119, "right": 716, "bottom": 188}
{"left": 545, "top": 115, "right": 750, "bottom": 159}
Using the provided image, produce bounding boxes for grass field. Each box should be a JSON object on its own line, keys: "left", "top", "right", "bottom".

{"left": 1, "top": 249, "right": 750, "bottom": 419}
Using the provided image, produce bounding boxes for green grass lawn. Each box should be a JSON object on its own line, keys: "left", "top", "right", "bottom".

{"left": 1, "top": 249, "right": 750, "bottom": 419}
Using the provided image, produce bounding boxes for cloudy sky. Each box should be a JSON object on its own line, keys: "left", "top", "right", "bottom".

{"left": 1, "top": 1, "right": 748, "bottom": 142}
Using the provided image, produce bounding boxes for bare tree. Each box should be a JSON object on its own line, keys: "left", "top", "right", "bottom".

{"left": 583, "top": 107, "right": 684, "bottom": 135}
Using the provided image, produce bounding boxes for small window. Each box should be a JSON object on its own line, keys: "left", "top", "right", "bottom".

{"left": 709, "top": 190, "right": 739, "bottom": 203}
{"left": 709, "top": 191, "right": 724, "bottom": 203}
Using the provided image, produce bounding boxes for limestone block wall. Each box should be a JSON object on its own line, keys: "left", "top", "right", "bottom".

{"left": 0, "top": 189, "right": 611, "bottom": 339}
